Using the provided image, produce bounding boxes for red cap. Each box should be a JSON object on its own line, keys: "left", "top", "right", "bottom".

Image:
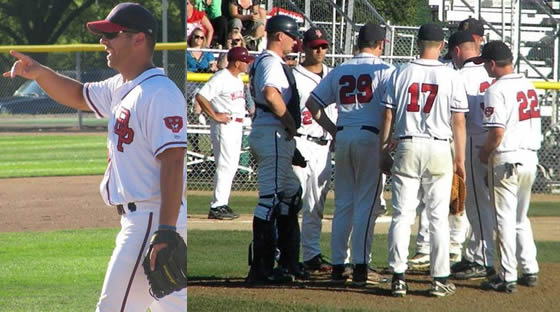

{"left": 227, "top": 47, "right": 254, "bottom": 63}
{"left": 303, "top": 27, "right": 328, "bottom": 48}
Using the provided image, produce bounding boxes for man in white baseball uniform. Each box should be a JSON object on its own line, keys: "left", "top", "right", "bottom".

{"left": 446, "top": 31, "right": 497, "bottom": 280}
{"left": 307, "top": 23, "right": 392, "bottom": 286}
{"left": 245, "top": 15, "right": 304, "bottom": 284}
{"left": 474, "top": 41, "right": 541, "bottom": 293}
{"left": 292, "top": 27, "right": 336, "bottom": 273}
{"left": 196, "top": 47, "right": 254, "bottom": 220}
{"left": 380, "top": 23, "right": 468, "bottom": 297}
{"left": 4, "top": 3, "right": 187, "bottom": 311}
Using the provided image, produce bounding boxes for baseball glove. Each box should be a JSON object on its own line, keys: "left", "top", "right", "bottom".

{"left": 142, "top": 230, "right": 187, "bottom": 299}
{"left": 450, "top": 173, "right": 466, "bottom": 215}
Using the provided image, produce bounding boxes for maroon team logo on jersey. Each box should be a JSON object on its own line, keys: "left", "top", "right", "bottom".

{"left": 114, "top": 108, "right": 134, "bottom": 152}
{"left": 164, "top": 116, "right": 184, "bottom": 133}
{"left": 484, "top": 107, "right": 494, "bottom": 117}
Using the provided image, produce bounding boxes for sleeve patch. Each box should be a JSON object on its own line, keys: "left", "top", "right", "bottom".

{"left": 164, "top": 116, "right": 184, "bottom": 133}
{"left": 484, "top": 107, "right": 494, "bottom": 117}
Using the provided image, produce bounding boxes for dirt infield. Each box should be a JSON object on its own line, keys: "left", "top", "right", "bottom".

{"left": 2, "top": 176, "right": 559, "bottom": 311}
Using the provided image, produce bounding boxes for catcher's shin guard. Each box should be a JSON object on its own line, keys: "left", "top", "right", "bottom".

{"left": 277, "top": 188, "right": 306, "bottom": 278}
{"left": 246, "top": 217, "right": 276, "bottom": 283}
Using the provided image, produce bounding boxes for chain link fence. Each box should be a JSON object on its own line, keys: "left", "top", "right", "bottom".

{"left": 0, "top": 47, "right": 185, "bottom": 130}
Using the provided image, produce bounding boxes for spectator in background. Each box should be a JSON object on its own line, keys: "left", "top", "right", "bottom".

{"left": 225, "top": 0, "right": 266, "bottom": 49}
{"left": 194, "top": 0, "right": 228, "bottom": 48}
{"left": 218, "top": 29, "right": 246, "bottom": 69}
{"left": 187, "top": 28, "right": 218, "bottom": 73}
{"left": 187, "top": 0, "right": 214, "bottom": 47}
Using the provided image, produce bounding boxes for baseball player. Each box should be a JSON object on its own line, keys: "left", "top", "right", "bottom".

{"left": 446, "top": 31, "right": 497, "bottom": 280}
{"left": 475, "top": 41, "right": 541, "bottom": 293}
{"left": 195, "top": 47, "right": 254, "bottom": 220}
{"left": 459, "top": 18, "right": 485, "bottom": 53}
{"left": 306, "top": 23, "right": 393, "bottom": 286}
{"left": 380, "top": 23, "right": 468, "bottom": 297}
{"left": 245, "top": 15, "right": 304, "bottom": 284}
{"left": 4, "top": 3, "right": 187, "bottom": 311}
{"left": 292, "top": 27, "right": 336, "bottom": 273}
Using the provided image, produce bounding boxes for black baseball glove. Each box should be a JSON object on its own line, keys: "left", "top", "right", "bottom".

{"left": 142, "top": 230, "right": 187, "bottom": 299}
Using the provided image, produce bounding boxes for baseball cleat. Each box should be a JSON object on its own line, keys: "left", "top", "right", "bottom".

{"left": 450, "top": 258, "right": 473, "bottom": 273}
{"left": 331, "top": 264, "right": 352, "bottom": 283}
{"left": 391, "top": 278, "right": 408, "bottom": 297}
{"left": 518, "top": 273, "right": 538, "bottom": 287}
{"left": 408, "top": 252, "right": 430, "bottom": 270}
{"left": 453, "top": 263, "right": 495, "bottom": 280}
{"left": 351, "top": 264, "right": 389, "bottom": 286}
{"left": 449, "top": 253, "right": 461, "bottom": 264}
{"left": 303, "top": 254, "right": 332, "bottom": 273}
{"left": 430, "top": 280, "right": 456, "bottom": 297}
{"left": 208, "top": 205, "right": 239, "bottom": 220}
{"left": 481, "top": 275, "right": 517, "bottom": 293}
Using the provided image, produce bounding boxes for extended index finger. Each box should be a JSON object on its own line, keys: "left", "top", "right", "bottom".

{"left": 9, "top": 50, "right": 31, "bottom": 64}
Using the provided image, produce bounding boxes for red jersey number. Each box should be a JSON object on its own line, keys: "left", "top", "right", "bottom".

{"left": 339, "top": 74, "right": 373, "bottom": 105}
{"left": 407, "top": 83, "right": 438, "bottom": 113}
{"left": 302, "top": 110, "right": 313, "bottom": 125}
{"left": 518, "top": 89, "right": 540, "bottom": 121}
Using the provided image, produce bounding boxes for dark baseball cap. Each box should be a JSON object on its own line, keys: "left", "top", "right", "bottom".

{"left": 418, "top": 23, "right": 444, "bottom": 41}
{"left": 472, "top": 41, "right": 513, "bottom": 64}
{"left": 227, "top": 47, "right": 254, "bottom": 63}
{"left": 458, "top": 18, "right": 484, "bottom": 37}
{"left": 303, "top": 27, "right": 328, "bottom": 48}
{"left": 443, "top": 31, "right": 475, "bottom": 59}
{"left": 87, "top": 3, "right": 157, "bottom": 38}
{"left": 358, "top": 23, "right": 386, "bottom": 43}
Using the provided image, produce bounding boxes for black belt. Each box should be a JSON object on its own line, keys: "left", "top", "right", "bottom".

{"left": 399, "top": 136, "right": 448, "bottom": 142}
{"left": 336, "top": 125, "right": 379, "bottom": 134}
{"left": 295, "top": 133, "right": 329, "bottom": 146}
{"left": 116, "top": 202, "right": 137, "bottom": 215}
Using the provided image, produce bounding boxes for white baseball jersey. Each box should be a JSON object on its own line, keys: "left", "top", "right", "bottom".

{"left": 460, "top": 62, "right": 494, "bottom": 135}
{"left": 293, "top": 63, "right": 337, "bottom": 138}
{"left": 84, "top": 68, "right": 188, "bottom": 206}
{"left": 250, "top": 50, "right": 292, "bottom": 127}
{"left": 382, "top": 59, "right": 469, "bottom": 138}
{"left": 311, "top": 52, "right": 394, "bottom": 128}
{"left": 197, "top": 68, "right": 246, "bottom": 118}
{"left": 483, "top": 73, "right": 542, "bottom": 152}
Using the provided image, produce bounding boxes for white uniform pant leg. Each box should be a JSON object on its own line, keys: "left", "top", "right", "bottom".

{"left": 515, "top": 152, "right": 539, "bottom": 275}
{"left": 210, "top": 121, "right": 243, "bottom": 208}
{"left": 294, "top": 138, "right": 331, "bottom": 261}
{"left": 415, "top": 203, "right": 430, "bottom": 254}
{"left": 96, "top": 205, "right": 188, "bottom": 312}
{"left": 464, "top": 134, "right": 495, "bottom": 266}
{"left": 331, "top": 129, "right": 354, "bottom": 265}
{"left": 388, "top": 140, "right": 423, "bottom": 274}
{"left": 422, "top": 141, "right": 453, "bottom": 278}
{"left": 350, "top": 128, "right": 382, "bottom": 265}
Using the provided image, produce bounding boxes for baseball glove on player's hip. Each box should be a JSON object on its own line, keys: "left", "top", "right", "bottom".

{"left": 142, "top": 230, "right": 187, "bottom": 299}
{"left": 450, "top": 173, "right": 466, "bottom": 215}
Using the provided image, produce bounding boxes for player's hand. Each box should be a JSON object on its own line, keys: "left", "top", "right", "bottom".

{"left": 214, "top": 112, "right": 232, "bottom": 124}
{"left": 285, "top": 126, "right": 295, "bottom": 141}
{"left": 478, "top": 148, "right": 490, "bottom": 164}
{"left": 149, "top": 242, "right": 168, "bottom": 271}
{"left": 454, "top": 161, "right": 466, "bottom": 180}
{"left": 3, "top": 50, "right": 43, "bottom": 80}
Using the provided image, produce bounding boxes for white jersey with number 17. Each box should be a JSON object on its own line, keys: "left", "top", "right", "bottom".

{"left": 382, "top": 59, "right": 469, "bottom": 139}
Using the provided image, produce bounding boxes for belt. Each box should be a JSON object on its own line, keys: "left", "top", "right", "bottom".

{"left": 295, "top": 133, "right": 328, "bottom": 146}
{"left": 336, "top": 125, "right": 380, "bottom": 134}
{"left": 399, "top": 136, "right": 448, "bottom": 142}
{"left": 116, "top": 202, "right": 137, "bottom": 215}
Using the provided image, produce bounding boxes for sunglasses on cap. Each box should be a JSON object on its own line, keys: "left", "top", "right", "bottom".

{"left": 193, "top": 34, "right": 205, "bottom": 40}
{"left": 101, "top": 30, "right": 139, "bottom": 40}
{"left": 232, "top": 38, "right": 242, "bottom": 44}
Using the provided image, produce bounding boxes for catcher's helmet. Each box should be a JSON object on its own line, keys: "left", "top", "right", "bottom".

{"left": 266, "top": 15, "right": 301, "bottom": 39}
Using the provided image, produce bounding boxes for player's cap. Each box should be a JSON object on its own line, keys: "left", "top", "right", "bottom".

{"left": 227, "top": 47, "right": 254, "bottom": 63}
{"left": 358, "top": 23, "right": 386, "bottom": 43}
{"left": 472, "top": 41, "right": 512, "bottom": 64}
{"left": 418, "top": 23, "right": 444, "bottom": 41}
{"left": 458, "top": 18, "right": 484, "bottom": 37}
{"left": 443, "top": 31, "right": 475, "bottom": 59}
{"left": 303, "top": 27, "right": 329, "bottom": 48}
{"left": 86, "top": 3, "right": 157, "bottom": 38}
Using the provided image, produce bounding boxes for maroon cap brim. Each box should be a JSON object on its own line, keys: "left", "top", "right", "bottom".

{"left": 86, "top": 20, "right": 126, "bottom": 34}
{"left": 306, "top": 39, "right": 329, "bottom": 48}
{"left": 471, "top": 56, "right": 486, "bottom": 64}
